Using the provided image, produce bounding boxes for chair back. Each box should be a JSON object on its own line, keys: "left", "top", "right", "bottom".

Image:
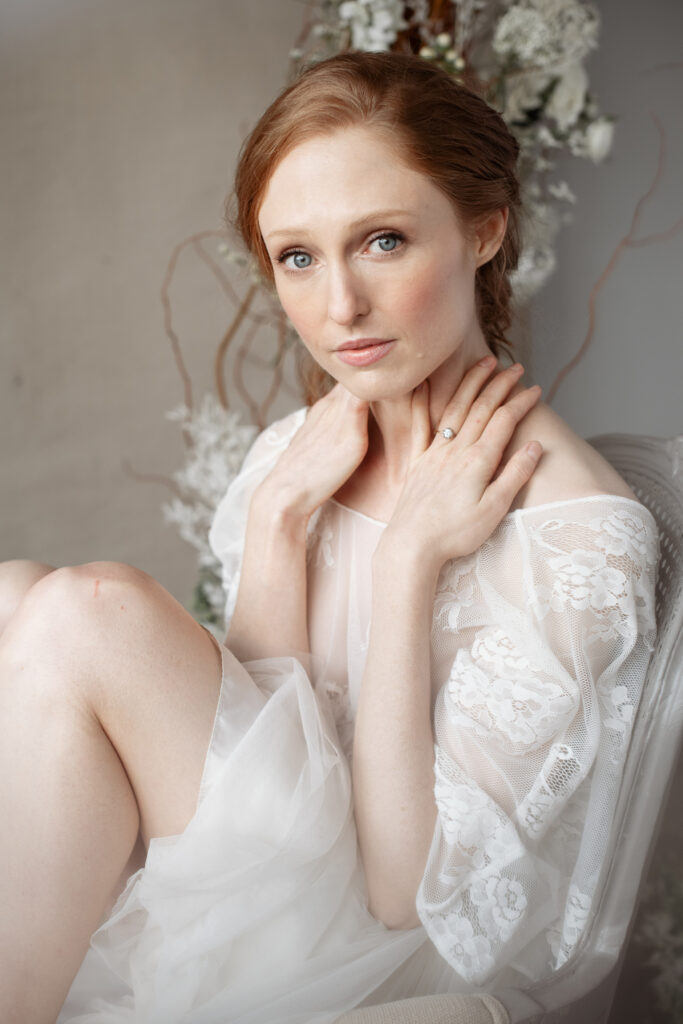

{"left": 502, "top": 434, "right": 683, "bottom": 1024}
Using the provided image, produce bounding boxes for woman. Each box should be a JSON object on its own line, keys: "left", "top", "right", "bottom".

{"left": 0, "top": 52, "right": 658, "bottom": 1023}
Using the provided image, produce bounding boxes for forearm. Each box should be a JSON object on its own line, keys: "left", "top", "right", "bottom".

{"left": 226, "top": 482, "right": 310, "bottom": 662}
{"left": 352, "top": 542, "right": 439, "bottom": 930}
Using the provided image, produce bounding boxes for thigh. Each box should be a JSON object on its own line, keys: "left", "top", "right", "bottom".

{"left": 9, "top": 561, "right": 230, "bottom": 846}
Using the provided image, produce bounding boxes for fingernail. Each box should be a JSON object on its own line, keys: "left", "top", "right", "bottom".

{"left": 526, "top": 441, "right": 543, "bottom": 458}
{"left": 510, "top": 363, "right": 524, "bottom": 374}
{"left": 477, "top": 355, "right": 496, "bottom": 367}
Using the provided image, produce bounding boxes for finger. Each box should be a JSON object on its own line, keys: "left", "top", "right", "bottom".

{"left": 453, "top": 363, "right": 526, "bottom": 446}
{"left": 479, "top": 441, "right": 543, "bottom": 521}
{"left": 476, "top": 385, "right": 542, "bottom": 455}
{"left": 409, "top": 380, "right": 432, "bottom": 461}
{"left": 434, "top": 354, "right": 498, "bottom": 438}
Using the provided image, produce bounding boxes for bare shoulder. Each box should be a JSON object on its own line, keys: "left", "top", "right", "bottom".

{"left": 506, "top": 399, "right": 637, "bottom": 512}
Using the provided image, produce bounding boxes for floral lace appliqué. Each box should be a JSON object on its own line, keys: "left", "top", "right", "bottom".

{"left": 428, "top": 910, "right": 495, "bottom": 983}
{"left": 446, "top": 629, "right": 577, "bottom": 753}
{"left": 546, "top": 884, "right": 593, "bottom": 967}
{"left": 433, "top": 554, "right": 478, "bottom": 633}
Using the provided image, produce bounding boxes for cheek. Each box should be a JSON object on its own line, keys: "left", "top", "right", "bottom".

{"left": 389, "top": 258, "right": 474, "bottom": 336}
{"left": 275, "top": 284, "right": 316, "bottom": 341}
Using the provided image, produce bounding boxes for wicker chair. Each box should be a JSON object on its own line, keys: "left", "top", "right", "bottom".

{"left": 337, "top": 434, "right": 683, "bottom": 1024}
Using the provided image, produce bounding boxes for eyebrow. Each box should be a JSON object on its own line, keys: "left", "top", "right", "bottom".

{"left": 262, "top": 209, "right": 418, "bottom": 243}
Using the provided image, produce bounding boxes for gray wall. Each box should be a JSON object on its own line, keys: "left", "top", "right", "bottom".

{"left": 530, "top": 0, "right": 683, "bottom": 437}
{"left": 1, "top": 0, "right": 303, "bottom": 602}
{"left": 2, "top": 0, "right": 682, "bottom": 607}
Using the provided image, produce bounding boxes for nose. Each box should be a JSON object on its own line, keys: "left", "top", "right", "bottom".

{"left": 326, "top": 262, "right": 370, "bottom": 326}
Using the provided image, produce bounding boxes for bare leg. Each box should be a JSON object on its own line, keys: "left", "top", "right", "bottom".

{"left": 0, "top": 562, "right": 226, "bottom": 1024}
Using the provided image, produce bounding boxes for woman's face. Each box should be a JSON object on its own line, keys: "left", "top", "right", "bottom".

{"left": 257, "top": 125, "right": 496, "bottom": 402}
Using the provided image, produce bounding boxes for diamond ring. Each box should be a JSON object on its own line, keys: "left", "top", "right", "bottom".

{"left": 438, "top": 427, "right": 456, "bottom": 440}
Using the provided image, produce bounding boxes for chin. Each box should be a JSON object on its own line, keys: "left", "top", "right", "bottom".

{"left": 342, "top": 378, "right": 424, "bottom": 404}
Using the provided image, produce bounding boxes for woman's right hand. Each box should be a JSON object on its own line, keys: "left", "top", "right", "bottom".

{"left": 376, "top": 359, "right": 543, "bottom": 580}
{"left": 254, "top": 383, "right": 370, "bottom": 523}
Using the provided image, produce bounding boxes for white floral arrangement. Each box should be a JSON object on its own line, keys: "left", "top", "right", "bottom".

{"left": 162, "top": 397, "right": 257, "bottom": 629}
{"left": 163, "top": 0, "right": 613, "bottom": 629}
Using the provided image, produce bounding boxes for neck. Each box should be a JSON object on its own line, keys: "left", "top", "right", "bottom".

{"left": 368, "top": 335, "right": 494, "bottom": 484}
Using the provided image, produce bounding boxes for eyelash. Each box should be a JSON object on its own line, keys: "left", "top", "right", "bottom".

{"left": 276, "top": 230, "right": 406, "bottom": 270}
{"left": 366, "top": 230, "right": 405, "bottom": 254}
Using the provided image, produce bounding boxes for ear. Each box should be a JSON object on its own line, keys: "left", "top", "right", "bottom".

{"left": 473, "top": 208, "right": 509, "bottom": 268}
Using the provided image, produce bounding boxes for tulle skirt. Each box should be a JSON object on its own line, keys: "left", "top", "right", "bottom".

{"left": 58, "top": 646, "right": 439, "bottom": 1023}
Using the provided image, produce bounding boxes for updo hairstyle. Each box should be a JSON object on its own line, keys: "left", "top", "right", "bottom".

{"left": 233, "top": 51, "right": 522, "bottom": 402}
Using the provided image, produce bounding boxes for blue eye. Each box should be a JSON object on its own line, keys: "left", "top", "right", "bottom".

{"left": 369, "top": 232, "right": 403, "bottom": 254}
{"left": 280, "top": 250, "right": 312, "bottom": 270}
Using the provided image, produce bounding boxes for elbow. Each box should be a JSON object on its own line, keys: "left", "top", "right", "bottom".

{"left": 367, "top": 888, "right": 422, "bottom": 931}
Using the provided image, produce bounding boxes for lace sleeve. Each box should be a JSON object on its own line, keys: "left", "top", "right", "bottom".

{"left": 417, "top": 498, "right": 659, "bottom": 988}
{"left": 208, "top": 408, "right": 307, "bottom": 629}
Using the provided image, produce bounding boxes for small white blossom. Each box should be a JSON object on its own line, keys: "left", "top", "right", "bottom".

{"left": 546, "top": 63, "right": 588, "bottom": 130}
{"left": 493, "top": 0, "right": 600, "bottom": 69}
{"left": 163, "top": 396, "right": 257, "bottom": 621}
{"left": 548, "top": 180, "right": 577, "bottom": 203}
{"left": 585, "top": 116, "right": 615, "bottom": 162}
{"left": 338, "top": 0, "right": 406, "bottom": 52}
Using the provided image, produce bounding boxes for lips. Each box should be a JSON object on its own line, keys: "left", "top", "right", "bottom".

{"left": 335, "top": 338, "right": 396, "bottom": 367}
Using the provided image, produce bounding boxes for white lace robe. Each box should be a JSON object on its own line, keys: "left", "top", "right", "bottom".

{"left": 210, "top": 408, "right": 659, "bottom": 990}
{"left": 58, "top": 408, "right": 659, "bottom": 1023}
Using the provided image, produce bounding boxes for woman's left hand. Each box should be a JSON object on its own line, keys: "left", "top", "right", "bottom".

{"left": 379, "top": 359, "right": 543, "bottom": 578}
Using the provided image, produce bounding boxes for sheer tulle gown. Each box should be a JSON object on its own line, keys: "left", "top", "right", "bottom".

{"left": 58, "top": 409, "right": 659, "bottom": 1023}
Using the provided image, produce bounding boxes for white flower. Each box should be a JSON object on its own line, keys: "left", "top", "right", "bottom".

{"left": 471, "top": 874, "right": 528, "bottom": 940}
{"left": 429, "top": 912, "right": 495, "bottom": 980}
{"left": 163, "top": 397, "right": 257, "bottom": 619}
{"left": 585, "top": 116, "right": 615, "bottom": 162}
{"left": 548, "top": 180, "right": 577, "bottom": 204}
{"left": 546, "top": 63, "right": 588, "bottom": 130}
{"left": 493, "top": 0, "right": 600, "bottom": 68}
{"left": 338, "top": 0, "right": 406, "bottom": 51}
{"left": 590, "top": 509, "right": 653, "bottom": 561}
{"left": 447, "top": 634, "right": 577, "bottom": 751}
{"left": 545, "top": 549, "right": 626, "bottom": 612}
{"left": 434, "top": 776, "right": 499, "bottom": 849}
{"left": 502, "top": 71, "right": 552, "bottom": 124}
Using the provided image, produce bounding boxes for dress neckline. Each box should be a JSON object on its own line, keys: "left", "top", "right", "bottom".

{"left": 328, "top": 492, "right": 656, "bottom": 530}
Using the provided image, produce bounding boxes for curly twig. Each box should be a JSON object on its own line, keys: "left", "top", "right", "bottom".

{"left": 161, "top": 229, "right": 231, "bottom": 417}
{"left": 214, "top": 282, "right": 259, "bottom": 409}
{"left": 257, "top": 312, "right": 289, "bottom": 423}
{"left": 121, "top": 460, "right": 184, "bottom": 499}
{"left": 233, "top": 316, "right": 265, "bottom": 427}
{"left": 546, "top": 114, "right": 682, "bottom": 404}
{"left": 192, "top": 239, "right": 243, "bottom": 309}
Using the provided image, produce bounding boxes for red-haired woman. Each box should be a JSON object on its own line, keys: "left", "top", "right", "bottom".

{"left": 1, "top": 53, "right": 657, "bottom": 1024}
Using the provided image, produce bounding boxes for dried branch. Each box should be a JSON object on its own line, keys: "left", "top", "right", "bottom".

{"left": 214, "top": 282, "right": 259, "bottom": 409}
{"left": 257, "top": 312, "right": 289, "bottom": 423}
{"left": 233, "top": 316, "right": 265, "bottom": 427}
{"left": 546, "top": 114, "right": 682, "bottom": 404}
{"left": 121, "top": 459, "right": 183, "bottom": 498}
{"left": 192, "top": 238, "right": 243, "bottom": 309}
{"left": 161, "top": 229, "right": 230, "bottom": 418}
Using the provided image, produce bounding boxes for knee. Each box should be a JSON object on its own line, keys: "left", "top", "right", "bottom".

{"left": 7, "top": 561, "right": 157, "bottom": 652}
{"left": 0, "top": 559, "right": 55, "bottom": 636}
